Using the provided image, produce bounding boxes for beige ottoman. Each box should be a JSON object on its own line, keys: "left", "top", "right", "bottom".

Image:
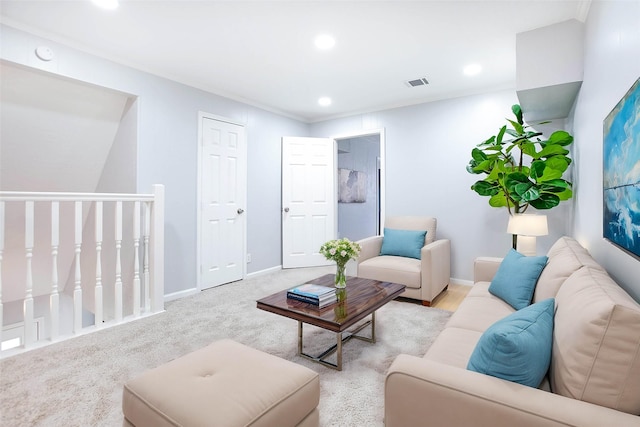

{"left": 122, "top": 339, "right": 320, "bottom": 427}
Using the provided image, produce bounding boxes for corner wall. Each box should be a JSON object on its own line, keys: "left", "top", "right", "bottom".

{"left": 310, "top": 90, "right": 574, "bottom": 281}
{"left": 571, "top": 0, "right": 640, "bottom": 300}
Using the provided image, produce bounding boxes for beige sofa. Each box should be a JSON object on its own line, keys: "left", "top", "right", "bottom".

{"left": 385, "top": 236, "right": 640, "bottom": 426}
{"left": 356, "top": 216, "right": 450, "bottom": 306}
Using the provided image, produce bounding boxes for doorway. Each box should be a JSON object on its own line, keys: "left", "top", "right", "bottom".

{"left": 335, "top": 130, "right": 384, "bottom": 240}
{"left": 197, "top": 113, "right": 247, "bottom": 289}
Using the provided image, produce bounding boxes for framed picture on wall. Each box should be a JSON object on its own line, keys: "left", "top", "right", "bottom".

{"left": 603, "top": 77, "right": 640, "bottom": 257}
{"left": 338, "top": 169, "right": 367, "bottom": 203}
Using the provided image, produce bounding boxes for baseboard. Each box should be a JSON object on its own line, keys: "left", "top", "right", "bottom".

{"left": 246, "top": 265, "right": 282, "bottom": 279}
{"left": 449, "top": 277, "right": 473, "bottom": 287}
{"left": 164, "top": 288, "right": 198, "bottom": 302}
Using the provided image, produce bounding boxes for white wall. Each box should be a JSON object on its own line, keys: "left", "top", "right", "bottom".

{"left": 1, "top": 24, "right": 308, "bottom": 297}
{"left": 571, "top": 0, "right": 640, "bottom": 300}
{"left": 311, "top": 90, "right": 574, "bottom": 282}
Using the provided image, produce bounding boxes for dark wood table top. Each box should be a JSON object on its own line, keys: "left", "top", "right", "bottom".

{"left": 256, "top": 274, "right": 406, "bottom": 333}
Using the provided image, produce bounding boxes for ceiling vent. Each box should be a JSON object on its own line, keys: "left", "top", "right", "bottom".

{"left": 406, "top": 78, "right": 429, "bottom": 88}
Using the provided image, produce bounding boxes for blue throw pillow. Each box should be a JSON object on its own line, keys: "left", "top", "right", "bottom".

{"left": 489, "top": 249, "right": 548, "bottom": 310}
{"left": 467, "top": 298, "right": 555, "bottom": 388}
{"left": 379, "top": 228, "right": 427, "bottom": 259}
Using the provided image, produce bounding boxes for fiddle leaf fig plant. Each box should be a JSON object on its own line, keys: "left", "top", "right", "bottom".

{"left": 467, "top": 104, "right": 574, "bottom": 215}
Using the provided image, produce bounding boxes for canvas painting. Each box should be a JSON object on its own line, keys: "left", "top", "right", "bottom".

{"left": 603, "top": 77, "right": 640, "bottom": 257}
{"left": 338, "top": 169, "right": 367, "bottom": 203}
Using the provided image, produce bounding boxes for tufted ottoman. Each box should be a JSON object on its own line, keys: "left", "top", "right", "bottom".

{"left": 122, "top": 339, "right": 320, "bottom": 427}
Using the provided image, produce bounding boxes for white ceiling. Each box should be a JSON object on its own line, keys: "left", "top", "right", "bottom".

{"left": 0, "top": 0, "right": 590, "bottom": 123}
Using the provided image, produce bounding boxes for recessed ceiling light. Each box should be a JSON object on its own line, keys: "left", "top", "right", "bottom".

{"left": 91, "top": 0, "right": 119, "bottom": 10}
{"left": 318, "top": 97, "right": 332, "bottom": 107}
{"left": 464, "top": 64, "right": 482, "bottom": 76}
{"left": 314, "top": 34, "right": 335, "bottom": 50}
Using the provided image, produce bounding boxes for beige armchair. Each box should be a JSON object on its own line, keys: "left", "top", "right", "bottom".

{"left": 355, "top": 216, "right": 450, "bottom": 306}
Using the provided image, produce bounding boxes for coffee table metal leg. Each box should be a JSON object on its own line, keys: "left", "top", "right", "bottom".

{"left": 336, "top": 332, "right": 343, "bottom": 371}
{"left": 298, "top": 321, "right": 303, "bottom": 355}
{"left": 371, "top": 311, "right": 376, "bottom": 343}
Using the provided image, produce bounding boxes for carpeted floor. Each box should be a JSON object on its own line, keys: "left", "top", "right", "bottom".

{"left": 0, "top": 266, "right": 451, "bottom": 427}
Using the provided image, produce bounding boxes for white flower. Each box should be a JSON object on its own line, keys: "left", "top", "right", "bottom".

{"left": 341, "top": 250, "right": 347, "bottom": 256}
{"left": 329, "top": 248, "right": 336, "bottom": 255}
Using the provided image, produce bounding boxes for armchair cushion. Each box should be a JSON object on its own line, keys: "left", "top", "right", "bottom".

{"left": 467, "top": 298, "right": 555, "bottom": 388}
{"left": 379, "top": 228, "right": 427, "bottom": 259}
{"left": 489, "top": 249, "right": 548, "bottom": 310}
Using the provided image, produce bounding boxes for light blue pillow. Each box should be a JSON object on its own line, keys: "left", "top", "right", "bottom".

{"left": 467, "top": 298, "right": 555, "bottom": 388}
{"left": 379, "top": 228, "right": 427, "bottom": 260}
{"left": 489, "top": 249, "right": 548, "bottom": 310}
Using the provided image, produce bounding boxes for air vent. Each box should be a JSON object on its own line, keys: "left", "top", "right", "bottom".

{"left": 406, "top": 78, "right": 429, "bottom": 88}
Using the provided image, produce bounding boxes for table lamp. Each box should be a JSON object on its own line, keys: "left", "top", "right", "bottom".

{"left": 507, "top": 214, "right": 548, "bottom": 256}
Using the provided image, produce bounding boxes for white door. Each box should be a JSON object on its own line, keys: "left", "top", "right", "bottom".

{"left": 282, "top": 136, "right": 335, "bottom": 268}
{"left": 199, "top": 115, "right": 246, "bottom": 289}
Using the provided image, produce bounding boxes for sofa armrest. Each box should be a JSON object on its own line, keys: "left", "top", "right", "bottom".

{"left": 474, "top": 256, "right": 503, "bottom": 283}
{"left": 385, "top": 355, "right": 640, "bottom": 427}
{"left": 356, "top": 235, "right": 383, "bottom": 264}
{"left": 420, "top": 239, "right": 450, "bottom": 302}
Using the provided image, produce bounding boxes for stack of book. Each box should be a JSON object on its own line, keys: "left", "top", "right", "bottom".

{"left": 287, "top": 283, "right": 337, "bottom": 308}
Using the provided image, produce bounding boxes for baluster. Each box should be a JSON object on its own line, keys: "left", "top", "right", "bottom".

{"left": 133, "top": 201, "right": 141, "bottom": 317}
{"left": 73, "top": 201, "right": 82, "bottom": 333}
{"left": 24, "top": 201, "right": 35, "bottom": 346}
{"left": 143, "top": 202, "right": 151, "bottom": 312}
{"left": 50, "top": 202, "right": 59, "bottom": 341}
{"left": 94, "top": 202, "right": 103, "bottom": 327}
{"left": 114, "top": 201, "right": 123, "bottom": 322}
{"left": 0, "top": 201, "right": 4, "bottom": 347}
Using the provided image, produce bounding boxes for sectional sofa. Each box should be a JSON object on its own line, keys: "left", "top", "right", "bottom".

{"left": 385, "top": 236, "right": 640, "bottom": 426}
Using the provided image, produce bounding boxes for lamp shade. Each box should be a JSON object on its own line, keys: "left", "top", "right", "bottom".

{"left": 507, "top": 214, "right": 548, "bottom": 236}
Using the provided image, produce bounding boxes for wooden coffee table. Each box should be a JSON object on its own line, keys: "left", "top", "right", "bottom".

{"left": 256, "top": 274, "right": 405, "bottom": 370}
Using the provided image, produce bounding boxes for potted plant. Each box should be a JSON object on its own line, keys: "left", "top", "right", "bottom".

{"left": 466, "top": 104, "right": 574, "bottom": 248}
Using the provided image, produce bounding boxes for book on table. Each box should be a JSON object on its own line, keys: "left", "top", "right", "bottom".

{"left": 287, "top": 283, "right": 337, "bottom": 307}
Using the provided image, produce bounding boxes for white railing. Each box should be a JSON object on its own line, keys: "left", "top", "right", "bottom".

{"left": 0, "top": 185, "right": 164, "bottom": 357}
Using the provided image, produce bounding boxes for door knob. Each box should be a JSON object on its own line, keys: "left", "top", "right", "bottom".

{"left": 283, "top": 207, "right": 290, "bottom": 213}
{"left": 237, "top": 208, "right": 244, "bottom": 214}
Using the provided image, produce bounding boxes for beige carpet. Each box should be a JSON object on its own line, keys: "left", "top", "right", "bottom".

{"left": 0, "top": 266, "right": 451, "bottom": 427}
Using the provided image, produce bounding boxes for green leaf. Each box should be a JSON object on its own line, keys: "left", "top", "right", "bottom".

{"left": 556, "top": 188, "right": 573, "bottom": 201}
{"left": 508, "top": 119, "right": 524, "bottom": 135}
{"left": 530, "top": 193, "right": 560, "bottom": 209}
{"left": 505, "top": 129, "right": 520, "bottom": 138}
{"left": 496, "top": 125, "right": 507, "bottom": 145}
{"left": 521, "top": 142, "right": 538, "bottom": 157}
{"left": 471, "top": 180, "right": 500, "bottom": 196}
{"left": 512, "top": 104, "right": 523, "bottom": 125}
{"left": 547, "top": 130, "right": 574, "bottom": 146}
{"left": 520, "top": 186, "right": 541, "bottom": 202}
{"left": 472, "top": 159, "right": 493, "bottom": 173}
{"left": 479, "top": 135, "right": 496, "bottom": 146}
{"left": 471, "top": 148, "right": 488, "bottom": 162}
{"left": 489, "top": 192, "right": 508, "bottom": 207}
{"left": 533, "top": 145, "right": 569, "bottom": 159}
{"left": 545, "top": 156, "right": 570, "bottom": 173}
{"left": 514, "top": 182, "right": 533, "bottom": 195}
{"left": 530, "top": 161, "right": 546, "bottom": 180}
{"left": 538, "top": 167, "right": 563, "bottom": 182}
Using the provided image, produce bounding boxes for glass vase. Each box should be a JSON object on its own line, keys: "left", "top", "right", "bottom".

{"left": 335, "top": 263, "right": 347, "bottom": 288}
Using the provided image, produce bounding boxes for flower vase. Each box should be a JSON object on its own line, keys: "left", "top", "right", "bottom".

{"left": 335, "top": 263, "right": 347, "bottom": 288}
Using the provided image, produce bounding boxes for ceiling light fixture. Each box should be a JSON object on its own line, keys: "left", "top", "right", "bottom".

{"left": 318, "top": 97, "right": 332, "bottom": 107}
{"left": 464, "top": 63, "right": 482, "bottom": 76}
{"left": 314, "top": 34, "right": 335, "bottom": 50}
{"left": 91, "top": 0, "right": 119, "bottom": 10}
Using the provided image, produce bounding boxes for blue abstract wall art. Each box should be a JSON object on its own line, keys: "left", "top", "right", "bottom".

{"left": 603, "top": 77, "right": 640, "bottom": 257}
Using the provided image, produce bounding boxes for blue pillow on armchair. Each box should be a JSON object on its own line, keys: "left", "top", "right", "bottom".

{"left": 379, "top": 228, "right": 427, "bottom": 260}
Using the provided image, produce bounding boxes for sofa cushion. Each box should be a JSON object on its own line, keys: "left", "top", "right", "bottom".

{"left": 552, "top": 266, "right": 640, "bottom": 414}
{"left": 423, "top": 327, "right": 483, "bottom": 369}
{"left": 533, "top": 236, "right": 603, "bottom": 303}
{"left": 446, "top": 289, "right": 515, "bottom": 333}
{"left": 467, "top": 298, "right": 555, "bottom": 388}
{"left": 380, "top": 228, "right": 427, "bottom": 259}
{"left": 358, "top": 255, "right": 421, "bottom": 288}
{"left": 489, "top": 249, "right": 548, "bottom": 310}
